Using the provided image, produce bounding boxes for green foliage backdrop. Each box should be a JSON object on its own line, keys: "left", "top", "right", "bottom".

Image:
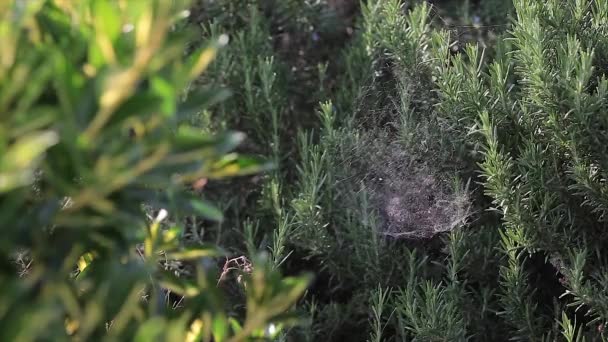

{"left": 5, "top": 0, "right": 608, "bottom": 341}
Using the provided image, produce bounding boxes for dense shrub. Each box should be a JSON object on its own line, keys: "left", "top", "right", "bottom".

{"left": 437, "top": 0, "right": 608, "bottom": 339}
{"left": 276, "top": 0, "right": 608, "bottom": 340}
{"left": 0, "top": 1, "right": 309, "bottom": 340}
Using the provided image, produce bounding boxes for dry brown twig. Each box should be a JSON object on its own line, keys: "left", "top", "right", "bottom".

{"left": 217, "top": 256, "right": 253, "bottom": 287}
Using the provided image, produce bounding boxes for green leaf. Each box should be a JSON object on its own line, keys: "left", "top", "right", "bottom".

{"left": 151, "top": 76, "right": 176, "bottom": 116}
{"left": 9, "top": 106, "right": 58, "bottom": 139}
{"left": 2, "top": 130, "right": 59, "bottom": 170}
{"left": 93, "top": 0, "right": 121, "bottom": 42}
{"left": 209, "top": 155, "right": 273, "bottom": 178}
{"left": 228, "top": 318, "right": 243, "bottom": 334}
{"left": 268, "top": 311, "right": 309, "bottom": 328}
{"left": 189, "top": 199, "right": 224, "bottom": 221}
{"left": 172, "top": 128, "right": 244, "bottom": 155}
{"left": 159, "top": 272, "right": 201, "bottom": 297}
{"left": 212, "top": 316, "right": 229, "bottom": 342}
{"left": 134, "top": 317, "right": 167, "bottom": 342}
{"left": 107, "top": 93, "right": 163, "bottom": 129}
{"left": 165, "top": 244, "right": 225, "bottom": 260}
{"left": 176, "top": 87, "right": 231, "bottom": 120}
{"left": 0, "top": 130, "right": 59, "bottom": 192}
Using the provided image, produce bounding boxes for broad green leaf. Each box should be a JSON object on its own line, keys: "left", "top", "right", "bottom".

{"left": 228, "top": 318, "right": 243, "bottom": 334}
{"left": 151, "top": 76, "right": 176, "bottom": 115}
{"left": 134, "top": 317, "right": 167, "bottom": 342}
{"left": 176, "top": 87, "right": 231, "bottom": 120}
{"left": 2, "top": 131, "right": 58, "bottom": 170}
{"left": 165, "top": 244, "right": 225, "bottom": 260}
{"left": 9, "top": 106, "right": 58, "bottom": 139}
{"left": 77, "top": 252, "right": 95, "bottom": 274}
{"left": 159, "top": 272, "right": 202, "bottom": 298}
{"left": 188, "top": 45, "right": 218, "bottom": 80}
{"left": 172, "top": 127, "right": 244, "bottom": 155}
{"left": 212, "top": 316, "right": 229, "bottom": 342}
{"left": 186, "top": 318, "right": 204, "bottom": 342}
{"left": 93, "top": 0, "right": 121, "bottom": 42}
{"left": 162, "top": 226, "right": 182, "bottom": 244}
{"left": 0, "top": 130, "right": 58, "bottom": 192}
{"left": 189, "top": 199, "right": 224, "bottom": 221}
{"left": 209, "top": 155, "right": 273, "bottom": 178}
{"left": 106, "top": 93, "right": 163, "bottom": 129}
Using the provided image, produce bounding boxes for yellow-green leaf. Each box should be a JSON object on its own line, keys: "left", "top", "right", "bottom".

{"left": 165, "top": 244, "right": 225, "bottom": 260}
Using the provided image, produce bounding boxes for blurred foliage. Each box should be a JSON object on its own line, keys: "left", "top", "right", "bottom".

{"left": 12, "top": 0, "right": 608, "bottom": 341}
{"left": 0, "top": 0, "right": 309, "bottom": 340}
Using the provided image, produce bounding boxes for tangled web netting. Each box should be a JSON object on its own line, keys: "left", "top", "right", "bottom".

{"left": 379, "top": 171, "right": 470, "bottom": 239}
{"left": 345, "top": 131, "right": 471, "bottom": 240}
